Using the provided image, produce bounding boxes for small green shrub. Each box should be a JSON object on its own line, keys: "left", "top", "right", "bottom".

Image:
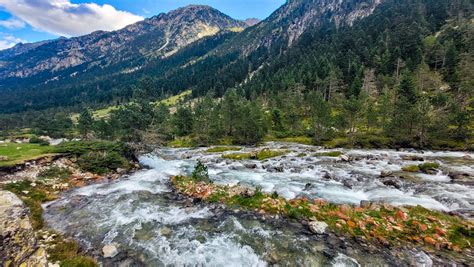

{"left": 29, "top": 136, "right": 49, "bottom": 146}
{"left": 77, "top": 151, "right": 129, "bottom": 174}
{"left": 191, "top": 161, "right": 211, "bottom": 183}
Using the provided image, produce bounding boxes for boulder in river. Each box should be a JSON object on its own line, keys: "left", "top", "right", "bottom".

{"left": 401, "top": 155, "right": 424, "bottom": 161}
{"left": 102, "top": 244, "right": 119, "bottom": 258}
{"left": 339, "top": 155, "right": 350, "bottom": 162}
{"left": 308, "top": 221, "right": 328, "bottom": 234}
{"left": 380, "top": 177, "right": 402, "bottom": 189}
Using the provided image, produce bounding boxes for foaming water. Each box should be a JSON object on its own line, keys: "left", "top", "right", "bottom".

{"left": 145, "top": 143, "right": 473, "bottom": 216}
{"left": 42, "top": 143, "right": 473, "bottom": 265}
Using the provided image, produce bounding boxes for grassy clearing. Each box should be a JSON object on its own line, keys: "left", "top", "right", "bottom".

{"left": 222, "top": 149, "right": 287, "bottom": 160}
{"left": 0, "top": 143, "right": 57, "bottom": 167}
{"left": 71, "top": 90, "right": 193, "bottom": 120}
{"left": 172, "top": 175, "right": 474, "bottom": 254}
{"left": 206, "top": 146, "right": 242, "bottom": 153}
{"left": 154, "top": 90, "right": 192, "bottom": 106}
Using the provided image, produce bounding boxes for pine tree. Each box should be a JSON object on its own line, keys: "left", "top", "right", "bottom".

{"left": 78, "top": 108, "right": 94, "bottom": 138}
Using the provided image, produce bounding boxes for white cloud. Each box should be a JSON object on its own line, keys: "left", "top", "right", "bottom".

{"left": 0, "top": 34, "right": 26, "bottom": 50}
{"left": 0, "top": 18, "right": 26, "bottom": 29}
{"left": 0, "top": 0, "right": 144, "bottom": 37}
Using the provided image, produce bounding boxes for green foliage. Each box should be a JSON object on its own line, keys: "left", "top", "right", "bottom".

{"left": 77, "top": 109, "right": 94, "bottom": 138}
{"left": 47, "top": 238, "right": 97, "bottom": 267}
{"left": 56, "top": 141, "right": 132, "bottom": 158}
{"left": 0, "top": 143, "right": 56, "bottom": 167}
{"left": 191, "top": 161, "right": 211, "bottom": 183}
{"left": 3, "top": 180, "right": 58, "bottom": 229}
{"left": 77, "top": 151, "right": 129, "bottom": 175}
{"left": 222, "top": 149, "right": 287, "bottom": 161}
{"left": 402, "top": 165, "right": 421, "bottom": 172}
{"left": 418, "top": 162, "right": 440, "bottom": 173}
{"left": 206, "top": 146, "right": 241, "bottom": 153}
{"left": 56, "top": 141, "right": 133, "bottom": 174}
{"left": 29, "top": 136, "right": 49, "bottom": 146}
{"left": 403, "top": 162, "right": 440, "bottom": 173}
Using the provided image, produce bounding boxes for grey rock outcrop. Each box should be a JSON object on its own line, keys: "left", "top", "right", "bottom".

{"left": 0, "top": 190, "right": 46, "bottom": 266}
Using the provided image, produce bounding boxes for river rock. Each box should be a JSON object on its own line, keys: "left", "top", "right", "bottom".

{"left": 103, "top": 244, "right": 119, "bottom": 258}
{"left": 380, "top": 177, "right": 402, "bottom": 189}
{"left": 160, "top": 227, "right": 172, "bottom": 237}
{"left": 339, "top": 155, "right": 350, "bottom": 162}
{"left": 244, "top": 163, "right": 257, "bottom": 169}
{"left": 0, "top": 190, "right": 40, "bottom": 265}
{"left": 448, "top": 171, "right": 472, "bottom": 184}
{"left": 308, "top": 221, "right": 328, "bottom": 234}
{"left": 401, "top": 155, "right": 424, "bottom": 161}
{"left": 380, "top": 170, "right": 393, "bottom": 177}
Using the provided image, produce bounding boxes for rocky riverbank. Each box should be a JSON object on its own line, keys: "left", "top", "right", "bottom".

{"left": 170, "top": 174, "right": 473, "bottom": 265}
{"left": 0, "top": 141, "right": 139, "bottom": 266}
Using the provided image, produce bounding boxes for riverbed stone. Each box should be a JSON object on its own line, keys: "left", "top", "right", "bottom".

{"left": 160, "top": 227, "right": 172, "bottom": 237}
{"left": 308, "top": 221, "right": 328, "bottom": 234}
{"left": 339, "top": 155, "right": 350, "bottom": 162}
{"left": 102, "top": 244, "right": 119, "bottom": 258}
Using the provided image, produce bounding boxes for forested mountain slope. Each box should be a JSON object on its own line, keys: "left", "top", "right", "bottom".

{"left": 0, "top": 5, "right": 246, "bottom": 112}
{"left": 0, "top": 0, "right": 472, "bottom": 150}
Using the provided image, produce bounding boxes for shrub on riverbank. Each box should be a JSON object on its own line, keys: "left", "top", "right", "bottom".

{"left": 56, "top": 141, "right": 135, "bottom": 174}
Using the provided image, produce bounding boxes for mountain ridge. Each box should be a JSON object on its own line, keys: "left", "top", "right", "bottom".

{"left": 0, "top": 5, "right": 246, "bottom": 81}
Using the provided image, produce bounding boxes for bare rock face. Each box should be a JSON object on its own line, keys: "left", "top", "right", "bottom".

{"left": 0, "top": 190, "right": 41, "bottom": 266}
{"left": 0, "top": 5, "right": 247, "bottom": 81}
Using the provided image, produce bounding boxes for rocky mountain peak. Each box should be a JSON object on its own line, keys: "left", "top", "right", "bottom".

{"left": 0, "top": 5, "right": 246, "bottom": 81}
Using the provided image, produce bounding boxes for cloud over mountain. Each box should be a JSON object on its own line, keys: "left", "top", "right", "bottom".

{"left": 0, "top": 34, "right": 26, "bottom": 50}
{"left": 0, "top": 0, "right": 143, "bottom": 36}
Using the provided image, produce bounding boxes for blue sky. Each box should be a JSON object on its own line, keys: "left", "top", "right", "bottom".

{"left": 0, "top": 0, "right": 285, "bottom": 49}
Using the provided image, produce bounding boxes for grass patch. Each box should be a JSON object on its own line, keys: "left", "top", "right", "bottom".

{"left": 167, "top": 137, "right": 195, "bottom": 148}
{"left": 3, "top": 180, "right": 59, "bottom": 229}
{"left": 38, "top": 167, "right": 72, "bottom": 180}
{"left": 402, "top": 165, "right": 421, "bottom": 172}
{"left": 419, "top": 162, "right": 440, "bottom": 173}
{"left": 222, "top": 149, "right": 287, "bottom": 161}
{"left": 402, "top": 162, "right": 440, "bottom": 173}
{"left": 154, "top": 90, "right": 192, "bottom": 106}
{"left": 206, "top": 146, "right": 241, "bottom": 153}
{"left": 0, "top": 143, "right": 57, "bottom": 167}
{"left": 314, "top": 151, "right": 344, "bottom": 157}
{"left": 47, "top": 238, "right": 97, "bottom": 267}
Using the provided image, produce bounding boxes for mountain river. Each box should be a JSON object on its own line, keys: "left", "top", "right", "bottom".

{"left": 43, "top": 142, "right": 473, "bottom": 266}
